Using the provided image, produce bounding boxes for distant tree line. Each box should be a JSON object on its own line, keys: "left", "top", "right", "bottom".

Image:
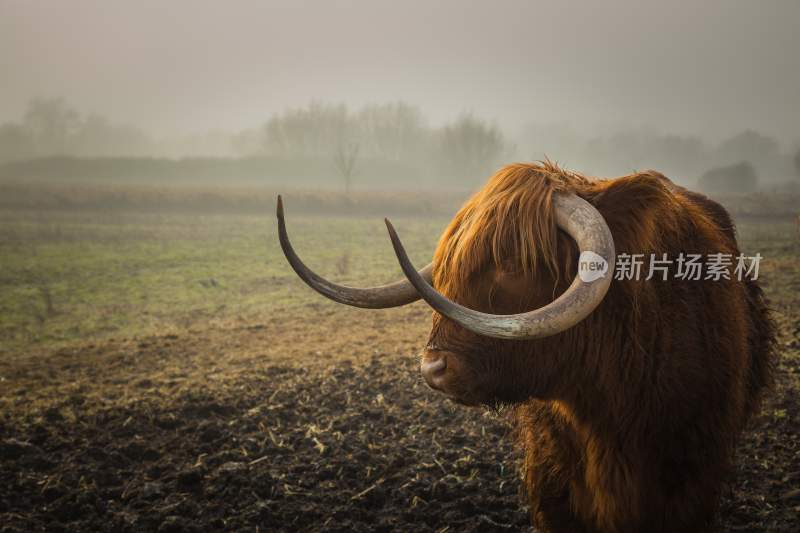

{"left": 698, "top": 161, "right": 758, "bottom": 194}
{"left": 0, "top": 97, "right": 798, "bottom": 193}
{"left": 0, "top": 99, "right": 510, "bottom": 190}
{"left": 521, "top": 123, "right": 800, "bottom": 193}
{"left": 232, "top": 101, "right": 509, "bottom": 189}
{"left": 0, "top": 98, "right": 154, "bottom": 163}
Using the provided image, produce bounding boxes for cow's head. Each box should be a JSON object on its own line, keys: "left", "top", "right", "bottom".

{"left": 278, "top": 164, "right": 615, "bottom": 406}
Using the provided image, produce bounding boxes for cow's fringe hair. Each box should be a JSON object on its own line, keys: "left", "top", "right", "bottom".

{"left": 433, "top": 161, "right": 590, "bottom": 296}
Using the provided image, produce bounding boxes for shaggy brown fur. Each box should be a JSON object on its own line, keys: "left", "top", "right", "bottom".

{"left": 424, "top": 162, "right": 776, "bottom": 532}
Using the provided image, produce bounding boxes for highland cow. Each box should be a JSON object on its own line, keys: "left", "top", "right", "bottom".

{"left": 277, "top": 163, "right": 775, "bottom": 532}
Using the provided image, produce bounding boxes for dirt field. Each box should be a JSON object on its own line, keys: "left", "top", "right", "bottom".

{"left": 1, "top": 209, "right": 798, "bottom": 531}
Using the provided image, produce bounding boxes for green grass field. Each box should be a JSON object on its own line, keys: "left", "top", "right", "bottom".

{"left": 0, "top": 204, "right": 797, "bottom": 355}
{"left": 0, "top": 207, "right": 448, "bottom": 353}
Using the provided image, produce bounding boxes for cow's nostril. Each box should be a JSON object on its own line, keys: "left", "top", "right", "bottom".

{"left": 421, "top": 357, "right": 446, "bottom": 378}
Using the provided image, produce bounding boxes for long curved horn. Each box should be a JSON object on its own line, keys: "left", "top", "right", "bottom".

{"left": 277, "top": 195, "right": 432, "bottom": 309}
{"left": 384, "top": 193, "right": 615, "bottom": 339}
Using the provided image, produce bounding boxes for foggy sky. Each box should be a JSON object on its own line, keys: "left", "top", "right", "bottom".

{"left": 2, "top": 0, "right": 798, "bottom": 146}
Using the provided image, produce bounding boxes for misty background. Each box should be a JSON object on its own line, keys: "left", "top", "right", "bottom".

{"left": 1, "top": 0, "right": 799, "bottom": 196}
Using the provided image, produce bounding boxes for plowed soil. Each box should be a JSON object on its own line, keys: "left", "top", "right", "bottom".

{"left": 1, "top": 322, "right": 798, "bottom": 532}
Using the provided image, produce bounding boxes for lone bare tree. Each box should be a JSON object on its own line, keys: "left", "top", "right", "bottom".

{"left": 334, "top": 141, "right": 359, "bottom": 195}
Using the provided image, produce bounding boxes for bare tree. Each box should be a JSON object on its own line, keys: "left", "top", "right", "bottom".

{"left": 698, "top": 161, "right": 758, "bottom": 194}
{"left": 358, "top": 102, "right": 425, "bottom": 161}
{"left": 23, "top": 98, "right": 81, "bottom": 155}
{"left": 439, "top": 113, "right": 507, "bottom": 181}
{"left": 334, "top": 141, "right": 359, "bottom": 195}
{"left": 264, "top": 102, "right": 349, "bottom": 157}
